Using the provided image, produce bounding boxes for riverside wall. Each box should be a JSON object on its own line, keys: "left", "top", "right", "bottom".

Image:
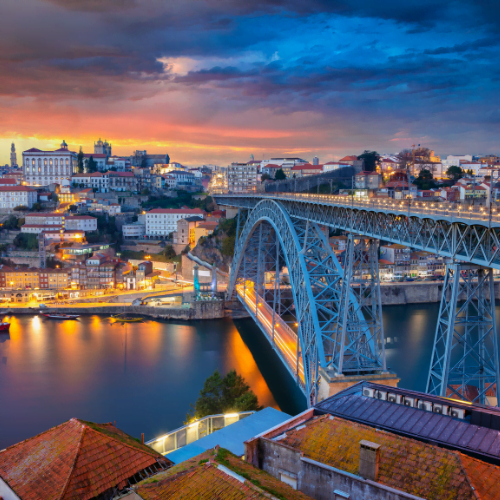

{"left": 379, "top": 280, "right": 500, "bottom": 305}
{"left": 4, "top": 301, "right": 225, "bottom": 320}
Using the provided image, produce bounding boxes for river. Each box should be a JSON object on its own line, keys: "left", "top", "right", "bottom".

{"left": 0, "top": 302, "right": 472, "bottom": 449}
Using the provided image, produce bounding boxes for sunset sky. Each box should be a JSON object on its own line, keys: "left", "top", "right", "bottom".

{"left": 1, "top": 0, "right": 499, "bottom": 166}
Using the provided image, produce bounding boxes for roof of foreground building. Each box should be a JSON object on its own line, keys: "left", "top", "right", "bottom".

{"left": 276, "top": 414, "right": 499, "bottom": 500}
{"left": 0, "top": 418, "right": 171, "bottom": 500}
{"left": 133, "top": 447, "right": 313, "bottom": 500}
{"left": 315, "top": 382, "right": 500, "bottom": 465}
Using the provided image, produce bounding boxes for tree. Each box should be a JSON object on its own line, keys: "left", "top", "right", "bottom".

{"left": 413, "top": 169, "right": 437, "bottom": 190}
{"left": 31, "top": 202, "right": 42, "bottom": 211}
{"left": 141, "top": 157, "right": 148, "bottom": 169}
{"left": 77, "top": 147, "right": 84, "bottom": 174}
{"left": 446, "top": 166, "right": 464, "bottom": 181}
{"left": 13, "top": 233, "right": 38, "bottom": 250}
{"left": 51, "top": 194, "right": 59, "bottom": 203}
{"left": 140, "top": 188, "right": 151, "bottom": 196}
{"left": 261, "top": 173, "right": 271, "bottom": 182}
{"left": 162, "top": 244, "right": 176, "bottom": 259}
{"left": 13, "top": 205, "right": 28, "bottom": 211}
{"left": 357, "top": 151, "right": 380, "bottom": 172}
{"left": 275, "top": 168, "right": 286, "bottom": 180}
{"left": 1, "top": 215, "right": 22, "bottom": 230}
{"left": 87, "top": 156, "right": 98, "bottom": 173}
{"left": 221, "top": 235, "right": 235, "bottom": 256}
{"left": 186, "top": 369, "right": 262, "bottom": 422}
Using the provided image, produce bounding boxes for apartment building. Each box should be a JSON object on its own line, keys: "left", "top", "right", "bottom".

{"left": 64, "top": 215, "right": 98, "bottom": 232}
{"left": 290, "top": 163, "right": 324, "bottom": 177}
{"left": 72, "top": 172, "right": 110, "bottom": 192}
{"left": 71, "top": 254, "right": 116, "bottom": 289}
{"left": 122, "top": 222, "right": 146, "bottom": 239}
{"left": 39, "top": 269, "right": 70, "bottom": 289}
{"left": 227, "top": 162, "right": 258, "bottom": 192}
{"left": 355, "top": 171, "right": 381, "bottom": 189}
{"left": 25, "top": 213, "right": 64, "bottom": 225}
{"left": 145, "top": 208, "right": 205, "bottom": 237}
{"left": 109, "top": 171, "right": 137, "bottom": 192}
{"left": 0, "top": 186, "right": 37, "bottom": 209}
{"left": 172, "top": 216, "right": 204, "bottom": 246}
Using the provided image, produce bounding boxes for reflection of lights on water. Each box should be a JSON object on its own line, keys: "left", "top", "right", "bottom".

{"left": 32, "top": 316, "right": 41, "bottom": 331}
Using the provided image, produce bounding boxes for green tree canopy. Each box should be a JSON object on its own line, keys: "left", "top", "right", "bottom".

{"left": 275, "top": 168, "right": 286, "bottom": 180}
{"left": 87, "top": 156, "right": 98, "bottom": 173}
{"left": 261, "top": 173, "right": 271, "bottom": 182}
{"left": 446, "top": 165, "right": 464, "bottom": 181}
{"left": 357, "top": 150, "right": 380, "bottom": 172}
{"left": 413, "top": 169, "right": 437, "bottom": 190}
{"left": 13, "top": 233, "right": 38, "bottom": 250}
{"left": 186, "top": 369, "right": 262, "bottom": 422}
{"left": 77, "top": 147, "right": 84, "bottom": 174}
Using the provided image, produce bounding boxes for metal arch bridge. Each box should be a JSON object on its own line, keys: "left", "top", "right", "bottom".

{"left": 216, "top": 192, "right": 500, "bottom": 408}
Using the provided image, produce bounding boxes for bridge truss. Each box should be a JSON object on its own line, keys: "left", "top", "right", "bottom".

{"left": 220, "top": 194, "right": 500, "bottom": 407}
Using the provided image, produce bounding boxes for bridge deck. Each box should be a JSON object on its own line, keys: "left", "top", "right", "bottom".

{"left": 236, "top": 284, "right": 304, "bottom": 389}
{"left": 219, "top": 192, "right": 500, "bottom": 227}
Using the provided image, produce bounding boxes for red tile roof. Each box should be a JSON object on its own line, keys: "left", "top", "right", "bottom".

{"left": 0, "top": 186, "right": 35, "bottom": 192}
{"left": 277, "top": 415, "right": 500, "bottom": 500}
{"left": 0, "top": 418, "right": 170, "bottom": 500}
{"left": 0, "top": 178, "right": 17, "bottom": 184}
{"left": 136, "top": 448, "right": 312, "bottom": 500}
{"left": 291, "top": 163, "right": 323, "bottom": 170}
{"left": 340, "top": 155, "right": 358, "bottom": 161}
{"left": 147, "top": 208, "right": 205, "bottom": 215}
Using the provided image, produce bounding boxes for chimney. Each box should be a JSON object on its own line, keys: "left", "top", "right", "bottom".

{"left": 359, "top": 440, "right": 380, "bottom": 481}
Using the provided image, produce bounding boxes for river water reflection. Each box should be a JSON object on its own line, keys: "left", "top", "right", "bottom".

{"left": 0, "top": 302, "right": 492, "bottom": 449}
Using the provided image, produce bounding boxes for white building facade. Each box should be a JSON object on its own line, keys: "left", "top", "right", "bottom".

{"left": 122, "top": 223, "right": 146, "bottom": 239}
{"left": 22, "top": 141, "right": 77, "bottom": 186}
{"left": 65, "top": 216, "right": 98, "bottom": 232}
{"left": 0, "top": 186, "right": 37, "bottom": 209}
{"left": 145, "top": 208, "right": 205, "bottom": 237}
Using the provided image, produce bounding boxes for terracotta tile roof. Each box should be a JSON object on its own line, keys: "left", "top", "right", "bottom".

{"left": 278, "top": 415, "right": 500, "bottom": 500}
{"left": 340, "top": 155, "right": 358, "bottom": 161}
{"left": 136, "top": 448, "right": 312, "bottom": 500}
{"left": 0, "top": 186, "right": 36, "bottom": 192}
{"left": 0, "top": 418, "right": 170, "bottom": 500}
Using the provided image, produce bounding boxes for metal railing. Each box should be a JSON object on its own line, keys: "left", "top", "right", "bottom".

{"left": 223, "top": 192, "right": 500, "bottom": 226}
{"left": 146, "top": 411, "right": 255, "bottom": 456}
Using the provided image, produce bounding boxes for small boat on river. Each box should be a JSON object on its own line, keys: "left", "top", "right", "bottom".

{"left": 0, "top": 320, "right": 10, "bottom": 331}
{"left": 42, "top": 313, "right": 80, "bottom": 320}
{"left": 111, "top": 315, "right": 143, "bottom": 323}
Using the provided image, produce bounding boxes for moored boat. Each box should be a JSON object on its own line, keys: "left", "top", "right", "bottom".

{"left": 111, "top": 315, "right": 143, "bottom": 323}
{"left": 0, "top": 321, "right": 10, "bottom": 331}
{"left": 42, "top": 313, "right": 80, "bottom": 320}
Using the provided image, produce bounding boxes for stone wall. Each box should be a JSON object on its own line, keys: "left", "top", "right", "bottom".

{"left": 4, "top": 301, "right": 225, "bottom": 320}
{"left": 252, "top": 438, "right": 419, "bottom": 500}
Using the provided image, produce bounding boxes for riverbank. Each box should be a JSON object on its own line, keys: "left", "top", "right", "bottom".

{"left": 3, "top": 301, "right": 224, "bottom": 320}
{"left": 380, "top": 280, "right": 500, "bottom": 305}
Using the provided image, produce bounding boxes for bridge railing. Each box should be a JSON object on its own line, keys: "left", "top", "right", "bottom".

{"left": 226, "top": 192, "right": 500, "bottom": 226}
{"left": 146, "top": 411, "right": 255, "bottom": 456}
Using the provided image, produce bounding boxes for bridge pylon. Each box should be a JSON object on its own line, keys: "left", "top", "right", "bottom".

{"left": 319, "top": 234, "right": 398, "bottom": 400}
{"left": 427, "top": 264, "right": 500, "bottom": 406}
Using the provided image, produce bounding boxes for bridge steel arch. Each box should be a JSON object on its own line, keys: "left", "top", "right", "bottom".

{"left": 219, "top": 194, "right": 500, "bottom": 407}
{"left": 228, "top": 199, "right": 385, "bottom": 406}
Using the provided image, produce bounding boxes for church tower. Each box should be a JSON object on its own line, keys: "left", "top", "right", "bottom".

{"left": 10, "top": 143, "right": 18, "bottom": 167}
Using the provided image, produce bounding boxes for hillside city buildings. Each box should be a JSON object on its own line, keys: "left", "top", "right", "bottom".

{"left": 0, "top": 139, "right": 499, "bottom": 296}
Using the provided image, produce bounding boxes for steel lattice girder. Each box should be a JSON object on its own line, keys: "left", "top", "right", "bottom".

{"left": 426, "top": 264, "right": 500, "bottom": 405}
{"left": 335, "top": 236, "right": 387, "bottom": 374}
{"left": 216, "top": 196, "right": 500, "bottom": 269}
{"left": 227, "top": 199, "right": 375, "bottom": 406}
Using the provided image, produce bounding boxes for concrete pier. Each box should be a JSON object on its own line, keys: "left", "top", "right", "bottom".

{"left": 318, "top": 369, "right": 400, "bottom": 402}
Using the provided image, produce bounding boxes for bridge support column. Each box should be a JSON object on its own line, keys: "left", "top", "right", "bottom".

{"left": 319, "top": 235, "right": 399, "bottom": 401}
{"left": 427, "top": 264, "right": 500, "bottom": 406}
